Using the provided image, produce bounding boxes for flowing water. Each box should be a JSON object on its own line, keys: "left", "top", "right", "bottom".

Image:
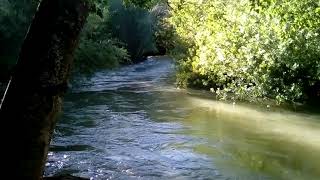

{"left": 45, "top": 57, "right": 320, "bottom": 180}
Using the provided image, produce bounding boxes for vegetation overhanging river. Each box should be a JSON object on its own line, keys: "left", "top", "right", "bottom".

{"left": 45, "top": 56, "right": 320, "bottom": 180}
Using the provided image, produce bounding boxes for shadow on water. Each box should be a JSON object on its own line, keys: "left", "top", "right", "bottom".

{"left": 45, "top": 56, "right": 320, "bottom": 180}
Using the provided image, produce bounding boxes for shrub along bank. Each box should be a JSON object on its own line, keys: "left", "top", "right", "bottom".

{"left": 168, "top": 0, "right": 320, "bottom": 104}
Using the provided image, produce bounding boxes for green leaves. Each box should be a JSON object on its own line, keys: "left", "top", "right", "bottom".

{"left": 168, "top": 0, "right": 320, "bottom": 103}
{"left": 74, "top": 12, "right": 130, "bottom": 74}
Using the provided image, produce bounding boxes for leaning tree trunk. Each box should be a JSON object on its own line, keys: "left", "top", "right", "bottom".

{"left": 0, "top": 0, "right": 89, "bottom": 179}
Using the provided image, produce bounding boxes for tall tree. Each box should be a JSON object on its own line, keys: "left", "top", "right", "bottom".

{"left": 0, "top": 0, "right": 90, "bottom": 179}
{"left": 0, "top": 0, "right": 159, "bottom": 179}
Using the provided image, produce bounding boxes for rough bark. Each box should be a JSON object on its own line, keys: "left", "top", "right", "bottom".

{"left": 0, "top": 0, "right": 89, "bottom": 179}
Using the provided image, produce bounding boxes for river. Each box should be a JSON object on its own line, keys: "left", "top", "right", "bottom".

{"left": 45, "top": 56, "right": 320, "bottom": 180}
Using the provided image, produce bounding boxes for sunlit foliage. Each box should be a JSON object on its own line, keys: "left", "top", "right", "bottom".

{"left": 150, "top": 2, "right": 174, "bottom": 55}
{"left": 168, "top": 0, "right": 320, "bottom": 103}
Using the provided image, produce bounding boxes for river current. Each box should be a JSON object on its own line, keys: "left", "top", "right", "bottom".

{"left": 45, "top": 57, "right": 320, "bottom": 180}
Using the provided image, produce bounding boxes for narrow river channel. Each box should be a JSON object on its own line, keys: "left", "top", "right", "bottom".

{"left": 45, "top": 56, "right": 320, "bottom": 180}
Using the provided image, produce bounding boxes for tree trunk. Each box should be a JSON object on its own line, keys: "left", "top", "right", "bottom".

{"left": 0, "top": 0, "right": 89, "bottom": 179}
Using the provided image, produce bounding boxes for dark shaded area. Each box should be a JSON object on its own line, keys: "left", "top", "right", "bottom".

{"left": 0, "top": 0, "right": 89, "bottom": 178}
{"left": 306, "top": 81, "right": 320, "bottom": 105}
{"left": 109, "top": 0, "right": 158, "bottom": 62}
{"left": 0, "top": 0, "right": 38, "bottom": 82}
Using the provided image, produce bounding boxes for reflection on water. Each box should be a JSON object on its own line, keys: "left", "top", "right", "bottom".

{"left": 45, "top": 57, "right": 320, "bottom": 180}
{"left": 176, "top": 97, "right": 320, "bottom": 180}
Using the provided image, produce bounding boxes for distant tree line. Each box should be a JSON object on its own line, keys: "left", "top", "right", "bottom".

{"left": 0, "top": 0, "right": 168, "bottom": 81}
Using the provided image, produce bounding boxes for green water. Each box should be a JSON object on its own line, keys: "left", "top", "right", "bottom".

{"left": 166, "top": 96, "right": 320, "bottom": 180}
{"left": 45, "top": 57, "right": 320, "bottom": 180}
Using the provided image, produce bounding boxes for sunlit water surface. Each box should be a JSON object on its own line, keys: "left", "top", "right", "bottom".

{"left": 45, "top": 57, "right": 320, "bottom": 180}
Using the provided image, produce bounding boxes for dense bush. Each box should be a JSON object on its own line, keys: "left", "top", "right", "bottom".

{"left": 109, "top": 0, "right": 158, "bottom": 62}
{"left": 74, "top": 12, "right": 129, "bottom": 74}
{"left": 150, "top": 2, "right": 174, "bottom": 55}
{"left": 168, "top": 0, "right": 320, "bottom": 103}
{"left": 75, "top": 0, "right": 162, "bottom": 73}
